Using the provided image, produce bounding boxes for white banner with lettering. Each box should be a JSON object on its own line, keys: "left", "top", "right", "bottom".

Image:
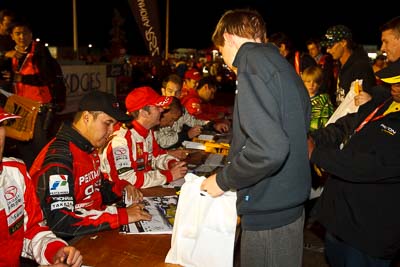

{"left": 59, "top": 64, "right": 115, "bottom": 114}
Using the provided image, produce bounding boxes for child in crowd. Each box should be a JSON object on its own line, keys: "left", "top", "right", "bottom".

{"left": 302, "top": 65, "right": 334, "bottom": 222}
{"left": 301, "top": 66, "right": 334, "bottom": 132}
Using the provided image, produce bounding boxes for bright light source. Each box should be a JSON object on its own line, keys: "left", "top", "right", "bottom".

{"left": 35, "top": 38, "right": 40, "bottom": 42}
{"left": 212, "top": 49, "right": 219, "bottom": 61}
{"left": 88, "top": 44, "right": 93, "bottom": 48}
{"left": 44, "top": 43, "right": 48, "bottom": 47}
{"left": 368, "top": 52, "right": 377, "bottom": 60}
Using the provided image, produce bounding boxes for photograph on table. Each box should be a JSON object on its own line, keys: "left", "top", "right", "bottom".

{"left": 120, "top": 195, "right": 178, "bottom": 234}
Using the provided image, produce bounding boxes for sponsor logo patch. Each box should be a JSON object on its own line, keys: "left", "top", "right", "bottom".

{"left": 113, "top": 147, "right": 127, "bottom": 156}
{"left": 380, "top": 123, "right": 397, "bottom": 136}
{"left": 49, "top": 174, "right": 69, "bottom": 195}
{"left": 51, "top": 201, "right": 74, "bottom": 210}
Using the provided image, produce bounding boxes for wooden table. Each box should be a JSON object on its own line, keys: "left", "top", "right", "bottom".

{"left": 71, "top": 151, "right": 221, "bottom": 267}
{"left": 71, "top": 187, "right": 181, "bottom": 267}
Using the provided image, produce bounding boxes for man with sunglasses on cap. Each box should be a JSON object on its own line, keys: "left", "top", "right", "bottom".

{"left": 320, "top": 25, "right": 377, "bottom": 107}
{"left": 29, "top": 90, "right": 152, "bottom": 239}
{"left": 100, "top": 86, "right": 188, "bottom": 190}
{"left": 0, "top": 107, "right": 82, "bottom": 266}
{"left": 307, "top": 61, "right": 400, "bottom": 266}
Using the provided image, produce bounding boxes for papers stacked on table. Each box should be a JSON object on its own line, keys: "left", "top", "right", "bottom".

{"left": 182, "top": 140, "right": 206, "bottom": 150}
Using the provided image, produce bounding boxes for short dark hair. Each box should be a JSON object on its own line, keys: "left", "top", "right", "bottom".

{"left": 380, "top": 16, "right": 400, "bottom": 37}
{"left": 269, "top": 32, "right": 294, "bottom": 52}
{"left": 9, "top": 18, "right": 33, "bottom": 33}
{"left": 162, "top": 96, "right": 183, "bottom": 115}
{"left": 197, "top": 76, "right": 217, "bottom": 90}
{"left": 162, "top": 73, "right": 182, "bottom": 88}
{"left": 0, "top": 9, "right": 15, "bottom": 33}
{"left": 0, "top": 9, "right": 15, "bottom": 22}
{"left": 305, "top": 37, "right": 321, "bottom": 47}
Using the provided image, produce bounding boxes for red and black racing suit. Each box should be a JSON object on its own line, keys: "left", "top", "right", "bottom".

{"left": 30, "top": 122, "right": 128, "bottom": 239}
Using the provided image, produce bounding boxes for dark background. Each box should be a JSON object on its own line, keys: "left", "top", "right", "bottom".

{"left": 1, "top": 0, "right": 398, "bottom": 55}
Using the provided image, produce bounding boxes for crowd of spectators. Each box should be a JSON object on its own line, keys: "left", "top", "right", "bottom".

{"left": 2, "top": 5, "right": 400, "bottom": 267}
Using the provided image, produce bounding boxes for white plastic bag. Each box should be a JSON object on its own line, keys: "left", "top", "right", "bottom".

{"left": 165, "top": 173, "right": 237, "bottom": 267}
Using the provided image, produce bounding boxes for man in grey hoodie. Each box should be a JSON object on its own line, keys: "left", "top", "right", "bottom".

{"left": 201, "top": 8, "right": 311, "bottom": 267}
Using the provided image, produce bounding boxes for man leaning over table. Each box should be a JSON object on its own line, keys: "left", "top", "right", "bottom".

{"left": 29, "top": 91, "right": 151, "bottom": 239}
{"left": 201, "top": 9, "right": 311, "bottom": 267}
{"left": 180, "top": 76, "right": 232, "bottom": 121}
{"left": 100, "top": 86, "right": 188, "bottom": 190}
{"left": 157, "top": 74, "right": 230, "bottom": 150}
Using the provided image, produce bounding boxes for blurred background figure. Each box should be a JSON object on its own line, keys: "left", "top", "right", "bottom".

{"left": 306, "top": 37, "right": 337, "bottom": 104}
{"left": 181, "top": 68, "right": 202, "bottom": 98}
{"left": 269, "top": 31, "right": 316, "bottom": 75}
{"left": 158, "top": 76, "right": 230, "bottom": 150}
{"left": 4, "top": 19, "right": 66, "bottom": 169}
{"left": 180, "top": 76, "right": 232, "bottom": 122}
{"left": 0, "top": 9, "right": 15, "bottom": 99}
{"left": 161, "top": 73, "right": 182, "bottom": 98}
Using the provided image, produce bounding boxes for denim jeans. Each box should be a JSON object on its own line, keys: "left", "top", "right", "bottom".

{"left": 325, "top": 231, "right": 391, "bottom": 267}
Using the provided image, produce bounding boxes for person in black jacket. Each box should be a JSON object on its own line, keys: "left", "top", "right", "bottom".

{"left": 307, "top": 61, "right": 400, "bottom": 267}
{"left": 320, "top": 25, "right": 377, "bottom": 107}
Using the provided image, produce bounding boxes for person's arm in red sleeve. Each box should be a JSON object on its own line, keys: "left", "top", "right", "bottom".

{"left": 19, "top": 163, "right": 68, "bottom": 265}
{"left": 35, "top": 164, "right": 122, "bottom": 238}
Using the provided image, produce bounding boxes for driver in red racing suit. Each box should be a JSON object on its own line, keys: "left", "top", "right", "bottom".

{"left": 29, "top": 91, "right": 151, "bottom": 239}
{"left": 0, "top": 107, "right": 82, "bottom": 267}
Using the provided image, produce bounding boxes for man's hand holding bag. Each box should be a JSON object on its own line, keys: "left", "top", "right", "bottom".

{"left": 165, "top": 173, "right": 237, "bottom": 267}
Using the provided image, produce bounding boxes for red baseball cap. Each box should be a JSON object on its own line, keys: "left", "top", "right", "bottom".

{"left": 0, "top": 107, "right": 21, "bottom": 123}
{"left": 184, "top": 69, "right": 202, "bottom": 81}
{"left": 125, "top": 86, "right": 172, "bottom": 112}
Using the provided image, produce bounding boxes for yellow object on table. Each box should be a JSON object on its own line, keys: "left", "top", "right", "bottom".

{"left": 192, "top": 137, "right": 230, "bottom": 155}
{"left": 204, "top": 142, "right": 230, "bottom": 155}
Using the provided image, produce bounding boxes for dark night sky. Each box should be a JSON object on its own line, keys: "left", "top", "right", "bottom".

{"left": 1, "top": 0, "right": 398, "bottom": 55}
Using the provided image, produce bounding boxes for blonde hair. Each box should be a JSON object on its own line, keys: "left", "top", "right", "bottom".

{"left": 301, "top": 66, "right": 323, "bottom": 86}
